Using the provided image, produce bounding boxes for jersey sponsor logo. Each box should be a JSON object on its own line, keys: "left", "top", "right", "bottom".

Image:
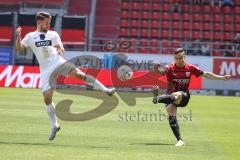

{"left": 35, "top": 40, "right": 52, "bottom": 47}
{"left": 173, "top": 79, "right": 189, "bottom": 84}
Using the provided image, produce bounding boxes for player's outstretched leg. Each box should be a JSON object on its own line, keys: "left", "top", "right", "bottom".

{"left": 166, "top": 104, "right": 185, "bottom": 147}
{"left": 69, "top": 68, "right": 116, "bottom": 96}
{"left": 152, "top": 92, "right": 176, "bottom": 105}
{"left": 43, "top": 89, "right": 60, "bottom": 141}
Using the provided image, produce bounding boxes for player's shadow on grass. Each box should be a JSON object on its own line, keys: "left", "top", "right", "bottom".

{"left": 0, "top": 141, "right": 111, "bottom": 149}
{"left": 130, "top": 142, "right": 173, "bottom": 146}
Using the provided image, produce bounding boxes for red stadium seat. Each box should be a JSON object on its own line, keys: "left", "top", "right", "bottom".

{"left": 21, "top": 26, "right": 36, "bottom": 38}
{"left": 213, "top": 14, "right": 221, "bottom": 22}
{"left": 182, "top": 4, "right": 190, "bottom": 12}
{"left": 192, "top": 31, "right": 201, "bottom": 40}
{"left": 234, "top": 15, "right": 240, "bottom": 23}
{"left": 192, "top": 13, "right": 201, "bottom": 21}
{"left": 213, "top": 6, "right": 221, "bottom": 14}
{"left": 161, "top": 48, "right": 169, "bottom": 54}
{"left": 139, "top": 47, "right": 150, "bottom": 53}
{"left": 212, "top": 51, "right": 222, "bottom": 56}
{"left": 161, "top": 39, "right": 170, "bottom": 48}
{"left": 162, "top": 12, "right": 170, "bottom": 20}
{"left": 203, "top": 31, "right": 211, "bottom": 40}
{"left": 151, "top": 12, "right": 160, "bottom": 20}
{"left": 183, "top": 31, "right": 190, "bottom": 40}
{"left": 119, "top": 28, "right": 128, "bottom": 37}
{"left": 132, "top": 2, "right": 140, "bottom": 10}
{"left": 161, "top": 21, "right": 170, "bottom": 29}
{"left": 192, "top": 22, "right": 200, "bottom": 30}
{"left": 203, "top": 14, "right": 211, "bottom": 22}
{"left": 151, "top": 29, "right": 159, "bottom": 38}
{"left": 203, "top": 23, "right": 211, "bottom": 31}
{"left": 192, "top": 5, "right": 201, "bottom": 12}
{"left": 128, "top": 47, "right": 136, "bottom": 53}
{"left": 171, "top": 40, "right": 180, "bottom": 48}
{"left": 223, "top": 6, "right": 231, "bottom": 14}
{"left": 141, "top": 29, "right": 148, "bottom": 37}
{"left": 142, "top": 3, "right": 150, "bottom": 11}
{"left": 151, "top": 20, "right": 159, "bottom": 29}
{"left": 160, "top": 30, "right": 169, "bottom": 39}
{"left": 140, "top": 38, "right": 149, "bottom": 46}
{"left": 131, "top": 20, "right": 138, "bottom": 28}
{"left": 234, "top": 6, "right": 240, "bottom": 13}
{"left": 172, "top": 13, "right": 181, "bottom": 21}
{"left": 0, "top": 26, "right": 13, "bottom": 43}
{"left": 172, "top": 21, "right": 181, "bottom": 30}
{"left": 223, "top": 32, "right": 232, "bottom": 41}
{"left": 141, "top": 20, "right": 148, "bottom": 28}
{"left": 152, "top": 3, "right": 160, "bottom": 11}
{"left": 62, "top": 29, "right": 85, "bottom": 45}
{"left": 203, "top": 6, "right": 211, "bottom": 12}
{"left": 150, "top": 47, "right": 159, "bottom": 54}
{"left": 223, "top": 15, "right": 231, "bottom": 23}
{"left": 234, "top": 24, "right": 240, "bottom": 32}
{"left": 121, "top": 11, "right": 129, "bottom": 19}
{"left": 150, "top": 39, "right": 159, "bottom": 46}
{"left": 120, "top": 19, "right": 128, "bottom": 27}
{"left": 130, "top": 28, "right": 138, "bottom": 37}
{"left": 122, "top": 2, "right": 129, "bottom": 10}
{"left": 142, "top": 12, "right": 150, "bottom": 19}
{"left": 213, "top": 23, "right": 221, "bottom": 31}
{"left": 162, "top": 4, "right": 170, "bottom": 11}
{"left": 182, "top": 22, "right": 190, "bottom": 30}
{"left": 132, "top": 11, "right": 139, "bottom": 19}
{"left": 213, "top": 32, "right": 221, "bottom": 41}
{"left": 183, "top": 13, "right": 190, "bottom": 21}
{"left": 172, "top": 30, "right": 181, "bottom": 39}
{"left": 223, "top": 23, "right": 232, "bottom": 32}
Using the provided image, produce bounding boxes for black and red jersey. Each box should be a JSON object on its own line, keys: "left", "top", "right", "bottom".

{"left": 165, "top": 63, "right": 203, "bottom": 94}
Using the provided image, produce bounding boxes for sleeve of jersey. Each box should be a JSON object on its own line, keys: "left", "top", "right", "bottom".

{"left": 191, "top": 64, "right": 203, "bottom": 77}
{"left": 53, "top": 32, "right": 63, "bottom": 47}
{"left": 21, "top": 34, "right": 30, "bottom": 47}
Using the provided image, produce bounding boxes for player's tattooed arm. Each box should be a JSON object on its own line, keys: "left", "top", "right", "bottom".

{"left": 15, "top": 26, "right": 25, "bottom": 52}
{"left": 54, "top": 44, "right": 65, "bottom": 56}
{"left": 152, "top": 63, "right": 167, "bottom": 75}
{"left": 202, "top": 71, "right": 231, "bottom": 80}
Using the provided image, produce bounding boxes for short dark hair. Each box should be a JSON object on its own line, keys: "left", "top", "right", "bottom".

{"left": 174, "top": 48, "right": 185, "bottom": 55}
{"left": 35, "top": 11, "right": 51, "bottom": 21}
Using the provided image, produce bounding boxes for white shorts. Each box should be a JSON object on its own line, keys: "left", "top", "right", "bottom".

{"left": 40, "top": 61, "right": 75, "bottom": 93}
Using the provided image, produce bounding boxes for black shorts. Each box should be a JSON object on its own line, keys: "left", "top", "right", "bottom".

{"left": 165, "top": 91, "right": 190, "bottom": 107}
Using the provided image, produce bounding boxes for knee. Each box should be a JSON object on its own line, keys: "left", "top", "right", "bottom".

{"left": 44, "top": 97, "right": 52, "bottom": 105}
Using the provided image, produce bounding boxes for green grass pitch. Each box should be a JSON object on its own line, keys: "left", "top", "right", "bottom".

{"left": 0, "top": 87, "right": 239, "bottom": 160}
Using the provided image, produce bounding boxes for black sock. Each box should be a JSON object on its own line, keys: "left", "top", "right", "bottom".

{"left": 158, "top": 95, "right": 176, "bottom": 104}
{"left": 169, "top": 116, "right": 182, "bottom": 141}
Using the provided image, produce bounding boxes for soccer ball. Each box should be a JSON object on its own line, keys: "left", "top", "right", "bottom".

{"left": 117, "top": 65, "right": 133, "bottom": 81}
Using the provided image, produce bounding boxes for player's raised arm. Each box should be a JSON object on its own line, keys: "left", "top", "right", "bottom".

{"left": 15, "top": 26, "right": 25, "bottom": 52}
{"left": 53, "top": 32, "right": 65, "bottom": 56}
{"left": 152, "top": 63, "right": 168, "bottom": 75}
{"left": 202, "top": 71, "right": 231, "bottom": 80}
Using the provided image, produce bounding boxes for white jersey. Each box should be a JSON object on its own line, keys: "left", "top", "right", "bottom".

{"left": 21, "top": 30, "right": 66, "bottom": 73}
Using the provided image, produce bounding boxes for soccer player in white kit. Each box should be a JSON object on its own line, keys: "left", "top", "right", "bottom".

{"left": 15, "top": 11, "right": 115, "bottom": 141}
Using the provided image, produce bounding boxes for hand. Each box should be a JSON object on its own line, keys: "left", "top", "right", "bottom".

{"left": 16, "top": 26, "right": 22, "bottom": 37}
{"left": 223, "top": 75, "right": 231, "bottom": 80}
{"left": 153, "top": 63, "right": 160, "bottom": 71}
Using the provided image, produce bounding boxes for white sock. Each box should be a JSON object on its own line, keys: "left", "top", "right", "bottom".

{"left": 45, "top": 103, "right": 59, "bottom": 128}
{"left": 85, "top": 75, "right": 108, "bottom": 92}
